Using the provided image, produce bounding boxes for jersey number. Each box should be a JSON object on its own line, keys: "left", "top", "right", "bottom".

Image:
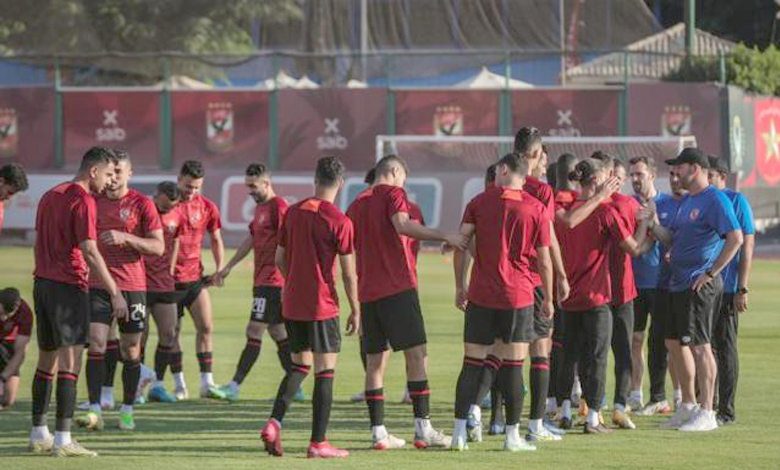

{"left": 252, "top": 297, "right": 267, "bottom": 316}
{"left": 129, "top": 304, "right": 147, "bottom": 322}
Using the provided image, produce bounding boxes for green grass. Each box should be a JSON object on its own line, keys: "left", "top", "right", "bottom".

{"left": 1, "top": 247, "right": 779, "bottom": 469}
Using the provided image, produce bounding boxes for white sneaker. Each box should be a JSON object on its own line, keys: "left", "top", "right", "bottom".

{"left": 350, "top": 390, "right": 365, "bottom": 402}
{"left": 679, "top": 409, "right": 718, "bottom": 432}
{"left": 77, "top": 401, "right": 91, "bottom": 411}
{"left": 414, "top": 428, "right": 451, "bottom": 449}
{"left": 100, "top": 389, "right": 115, "bottom": 410}
{"left": 174, "top": 386, "right": 189, "bottom": 401}
{"left": 28, "top": 435, "right": 54, "bottom": 453}
{"left": 466, "top": 412, "right": 483, "bottom": 443}
{"left": 627, "top": 398, "right": 644, "bottom": 413}
{"left": 450, "top": 433, "right": 468, "bottom": 451}
{"left": 526, "top": 426, "right": 562, "bottom": 442}
{"left": 372, "top": 433, "right": 406, "bottom": 450}
{"left": 661, "top": 405, "right": 698, "bottom": 429}
{"left": 135, "top": 364, "right": 156, "bottom": 398}
{"left": 637, "top": 400, "right": 672, "bottom": 416}
{"left": 52, "top": 440, "right": 98, "bottom": 458}
{"left": 505, "top": 428, "right": 537, "bottom": 452}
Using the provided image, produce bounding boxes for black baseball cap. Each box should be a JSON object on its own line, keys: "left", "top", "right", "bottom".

{"left": 707, "top": 155, "right": 729, "bottom": 174}
{"left": 664, "top": 147, "right": 709, "bottom": 168}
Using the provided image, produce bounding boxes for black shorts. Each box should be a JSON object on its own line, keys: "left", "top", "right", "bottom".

{"left": 669, "top": 276, "right": 723, "bottom": 346}
{"left": 90, "top": 289, "right": 148, "bottom": 334}
{"left": 532, "top": 287, "right": 553, "bottom": 340}
{"left": 250, "top": 286, "right": 283, "bottom": 325}
{"left": 175, "top": 277, "right": 209, "bottom": 318}
{"left": 654, "top": 289, "right": 673, "bottom": 340}
{"left": 33, "top": 278, "right": 90, "bottom": 351}
{"left": 0, "top": 342, "right": 18, "bottom": 377}
{"left": 634, "top": 289, "right": 657, "bottom": 332}
{"left": 286, "top": 318, "right": 341, "bottom": 353}
{"left": 147, "top": 291, "right": 180, "bottom": 307}
{"left": 361, "top": 289, "right": 427, "bottom": 354}
{"left": 464, "top": 302, "right": 535, "bottom": 345}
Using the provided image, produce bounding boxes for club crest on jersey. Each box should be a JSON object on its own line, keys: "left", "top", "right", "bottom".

{"left": 190, "top": 213, "right": 202, "bottom": 225}
{"left": 167, "top": 222, "right": 177, "bottom": 234}
{"left": 689, "top": 208, "right": 700, "bottom": 221}
{"left": 120, "top": 207, "right": 132, "bottom": 221}
{"left": 207, "top": 102, "right": 234, "bottom": 152}
{"left": 662, "top": 105, "right": 692, "bottom": 137}
{"left": 0, "top": 108, "right": 18, "bottom": 158}
{"left": 434, "top": 105, "right": 463, "bottom": 136}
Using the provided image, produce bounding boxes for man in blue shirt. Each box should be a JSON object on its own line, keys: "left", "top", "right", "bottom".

{"left": 707, "top": 156, "right": 755, "bottom": 426}
{"left": 628, "top": 156, "right": 677, "bottom": 415}
{"left": 646, "top": 148, "right": 743, "bottom": 432}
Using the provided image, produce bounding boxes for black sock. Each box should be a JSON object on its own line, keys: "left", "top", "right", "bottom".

{"left": 155, "top": 345, "right": 173, "bottom": 381}
{"left": 55, "top": 371, "right": 78, "bottom": 432}
{"left": 359, "top": 337, "right": 367, "bottom": 371}
{"left": 122, "top": 359, "right": 141, "bottom": 405}
{"left": 311, "top": 369, "right": 334, "bottom": 443}
{"left": 271, "top": 363, "right": 310, "bottom": 422}
{"left": 197, "top": 351, "right": 213, "bottom": 373}
{"left": 549, "top": 340, "right": 564, "bottom": 401}
{"left": 530, "top": 356, "right": 550, "bottom": 420}
{"left": 171, "top": 351, "right": 183, "bottom": 374}
{"left": 365, "top": 388, "right": 385, "bottom": 426}
{"left": 499, "top": 359, "right": 524, "bottom": 426}
{"left": 454, "top": 356, "right": 484, "bottom": 419}
{"left": 86, "top": 351, "right": 105, "bottom": 404}
{"left": 32, "top": 369, "right": 54, "bottom": 426}
{"left": 275, "top": 338, "right": 292, "bottom": 373}
{"left": 104, "top": 339, "right": 119, "bottom": 387}
{"left": 140, "top": 344, "right": 146, "bottom": 365}
{"left": 490, "top": 381, "right": 504, "bottom": 425}
{"left": 475, "top": 354, "right": 500, "bottom": 406}
{"left": 233, "top": 338, "right": 262, "bottom": 384}
{"left": 408, "top": 380, "right": 431, "bottom": 419}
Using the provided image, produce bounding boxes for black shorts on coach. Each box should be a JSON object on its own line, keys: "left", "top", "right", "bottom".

{"left": 90, "top": 289, "right": 148, "bottom": 334}
{"left": 175, "top": 277, "right": 209, "bottom": 317}
{"left": 33, "top": 278, "right": 90, "bottom": 351}
{"left": 286, "top": 317, "right": 341, "bottom": 353}
{"left": 532, "top": 286, "right": 553, "bottom": 340}
{"left": 147, "top": 291, "right": 180, "bottom": 307}
{"left": 669, "top": 276, "right": 723, "bottom": 346}
{"left": 464, "top": 302, "right": 535, "bottom": 345}
{"left": 634, "top": 289, "right": 656, "bottom": 333}
{"left": 361, "top": 289, "right": 427, "bottom": 354}
{"left": 250, "top": 286, "right": 283, "bottom": 325}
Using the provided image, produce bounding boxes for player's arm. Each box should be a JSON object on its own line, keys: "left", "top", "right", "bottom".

{"left": 214, "top": 234, "right": 253, "bottom": 285}
{"left": 80, "top": 239, "right": 128, "bottom": 319}
{"left": 692, "top": 229, "right": 744, "bottom": 292}
{"left": 618, "top": 218, "right": 651, "bottom": 257}
{"left": 392, "top": 212, "right": 467, "bottom": 250}
{"left": 548, "top": 226, "right": 570, "bottom": 303}
{"left": 209, "top": 229, "right": 226, "bottom": 272}
{"left": 0, "top": 334, "right": 29, "bottom": 384}
{"left": 536, "top": 246, "right": 555, "bottom": 319}
{"left": 339, "top": 252, "right": 361, "bottom": 336}
{"left": 556, "top": 177, "right": 620, "bottom": 229}
{"left": 453, "top": 223, "right": 476, "bottom": 311}
{"left": 169, "top": 238, "right": 180, "bottom": 277}
{"left": 100, "top": 229, "right": 164, "bottom": 256}
{"left": 274, "top": 245, "right": 287, "bottom": 278}
{"left": 735, "top": 232, "right": 754, "bottom": 313}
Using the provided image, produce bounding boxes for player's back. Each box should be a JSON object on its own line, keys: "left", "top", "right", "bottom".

{"left": 252, "top": 196, "right": 288, "bottom": 287}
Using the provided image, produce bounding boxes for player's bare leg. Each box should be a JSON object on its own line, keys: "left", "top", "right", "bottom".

{"left": 630, "top": 331, "right": 646, "bottom": 409}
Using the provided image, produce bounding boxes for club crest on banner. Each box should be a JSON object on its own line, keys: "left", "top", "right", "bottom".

{"left": 434, "top": 105, "right": 464, "bottom": 136}
{"left": 207, "top": 102, "right": 234, "bottom": 152}
{"left": 730, "top": 115, "right": 745, "bottom": 169}
{"left": 0, "top": 108, "right": 18, "bottom": 158}
{"left": 662, "top": 105, "right": 692, "bottom": 137}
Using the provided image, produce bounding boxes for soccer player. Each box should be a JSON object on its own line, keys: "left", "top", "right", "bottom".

{"left": 557, "top": 158, "right": 649, "bottom": 434}
{"left": 31, "top": 146, "right": 126, "bottom": 457}
{"left": 0, "top": 288, "right": 32, "bottom": 409}
{"left": 451, "top": 152, "right": 553, "bottom": 452}
{"left": 347, "top": 154, "right": 465, "bottom": 450}
{"left": 627, "top": 156, "right": 675, "bottom": 415}
{"left": 646, "top": 148, "right": 743, "bottom": 432}
{"left": 172, "top": 160, "right": 226, "bottom": 399}
{"left": 259, "top": 156, "right": 360, "bottom": 459}
{"left": 77, "top": 150, "right": 164, "bottom": 432}
{"left": 212, "top": 164, "right": 297, "bottom": 402}
{"left": 0, "top": 163, "right": 29, "bottom": 233}
{"left": 144, "top": 181, "right": 184, "bottom": 403}
{"left": 706, "top": 155, "right": 754, "bottom": 425}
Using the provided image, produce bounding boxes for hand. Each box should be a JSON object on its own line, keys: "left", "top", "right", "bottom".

{"left": 542, "top": 299, "right": 555, "bottom": 319}
{"left": 734, "top": 292, "right": 748, "bottom": 313}
{"left": 445, "top": 234, "right": 469, "bottom": 251}
{"left": 99, "top": 230, "right": 127, "bottom": 246}
{"left": 692, "top": 272, "right": 714, "bottom": 292}
{"left": 555, "top": 277, "right": 570, "bottom": 304}
{"left": 440, "top": 242, "right": 455, "bottom": 254}
{"left": 455, "top": 287, "right": 468, "bottom": 312}
{"left": 346, "top": 310, "right": 361, "bottom": 336}
{"left": 211, "top": 269, "right": 230, "bottom": 287}
{"left": 596, "top": 177, "right": 621, "bottom": 199}
{"left": 110, "top": 293, "right": 129, "bottom": 321}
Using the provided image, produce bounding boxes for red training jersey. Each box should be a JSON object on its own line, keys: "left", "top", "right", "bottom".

{"left": 347, "top": 184, "right": 416, "bottom": 303}
{"left": 279, "top": 197, "right": 354, "bottom": 321}
{"left": 408, "top": 201, "right": 425, "bottom": 260}
{"left": 462, "top": 186, "right": 551, "bottom": 310}
{"left": 608, "top": 193, "right": 640, "bottom": 305}
{"left": 34, "top": 182, "right": 97, "bottom": 291}
{"left": 558, "top": 199, "right": 631, "bottom": 312}
{"left": 173, "top": 194, "right": 222, "bottom": 283}
{"left": 0, "top": 201, "right": 4, "bottom": 233}
{"left": 251, "top": 196, "right": 288, "bottom": 287}
{"left": 145, "top": 206, "right": 183, "bottom": 293}
{"left": 523, "top": 176, "right": 556, "bottom": 287}
{"left": 89, "top": 190, "right": 162, "bottom": 292}
{"left": 1, "top": 299, "right": 33, "bottom": 343}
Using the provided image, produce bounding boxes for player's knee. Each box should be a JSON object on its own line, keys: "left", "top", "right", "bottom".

{"left": 197, "top": 322, "right": 213, "bottom": 337}
{"left": 245, "top": 322, "right": 265, "bottom": 340}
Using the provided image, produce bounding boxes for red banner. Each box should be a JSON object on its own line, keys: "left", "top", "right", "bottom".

{"left": 512, "top": 89, "right": 619, "bottom": 137}
{"left": 277, "top": 89, "right": 385, "bottom": 171}
{"left": 171, "top": 91, "right": 269, "bottom": 169}
{"left": 753, "top": 98, "right": 780, "bottom": 186}
{"left": 395, "top": 90, "right": 499, "bottom": 136}
{"left": 0, "top": 87, "right": 55, "bottom": 169}
{"left": 62, "top": 91, "right": 159, "bottom": 169}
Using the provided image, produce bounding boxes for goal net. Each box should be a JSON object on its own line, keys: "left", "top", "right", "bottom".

{"left": 375, "top": 135, "right": 698, "bottom": 172}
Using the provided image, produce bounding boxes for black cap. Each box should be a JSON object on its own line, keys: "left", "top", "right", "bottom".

{"left": 664, "top": 147, "right": 709, "bottom": 168}
{"left": 707, "top": 155, "right": 729, "bottom": 174}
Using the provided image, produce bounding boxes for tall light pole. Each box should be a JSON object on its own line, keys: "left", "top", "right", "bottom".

{"left": 361, "top": 0, "right": 369, "bottom": 81}
{"left": 685, "top": 0, "right": 696, "bottom": 59}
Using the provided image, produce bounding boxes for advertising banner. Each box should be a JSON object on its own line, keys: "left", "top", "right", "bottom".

{"left": 725, "top": 86, "right": 756, "bottom": 187}
{"left": 0, "top": 87, "right": 56, "bottom": 169}
{"left": 753, "top": 98, "right": 780, "bottom": 187}
{"left": 512, "top": 89, "right": 620, "bottom": 137}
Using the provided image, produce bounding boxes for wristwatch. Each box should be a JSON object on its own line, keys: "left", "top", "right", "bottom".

{"left": 705, "top": 270, "right": 717, "bottom": 278}
{"left": 737, "top": 287, "right": 749, "bottom": 294}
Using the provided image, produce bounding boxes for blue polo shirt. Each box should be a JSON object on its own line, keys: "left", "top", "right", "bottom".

{"left": 719, "top": 188, "right": 755, "bottom": 294}
{"left": 669, "top": 186, "right": 741, "bottom": 292}
{"left": 632, "top": 192, "right": 677, "bottom": 289}
{"left": 656, "top": 194, "right": 683, "bottom": 290}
